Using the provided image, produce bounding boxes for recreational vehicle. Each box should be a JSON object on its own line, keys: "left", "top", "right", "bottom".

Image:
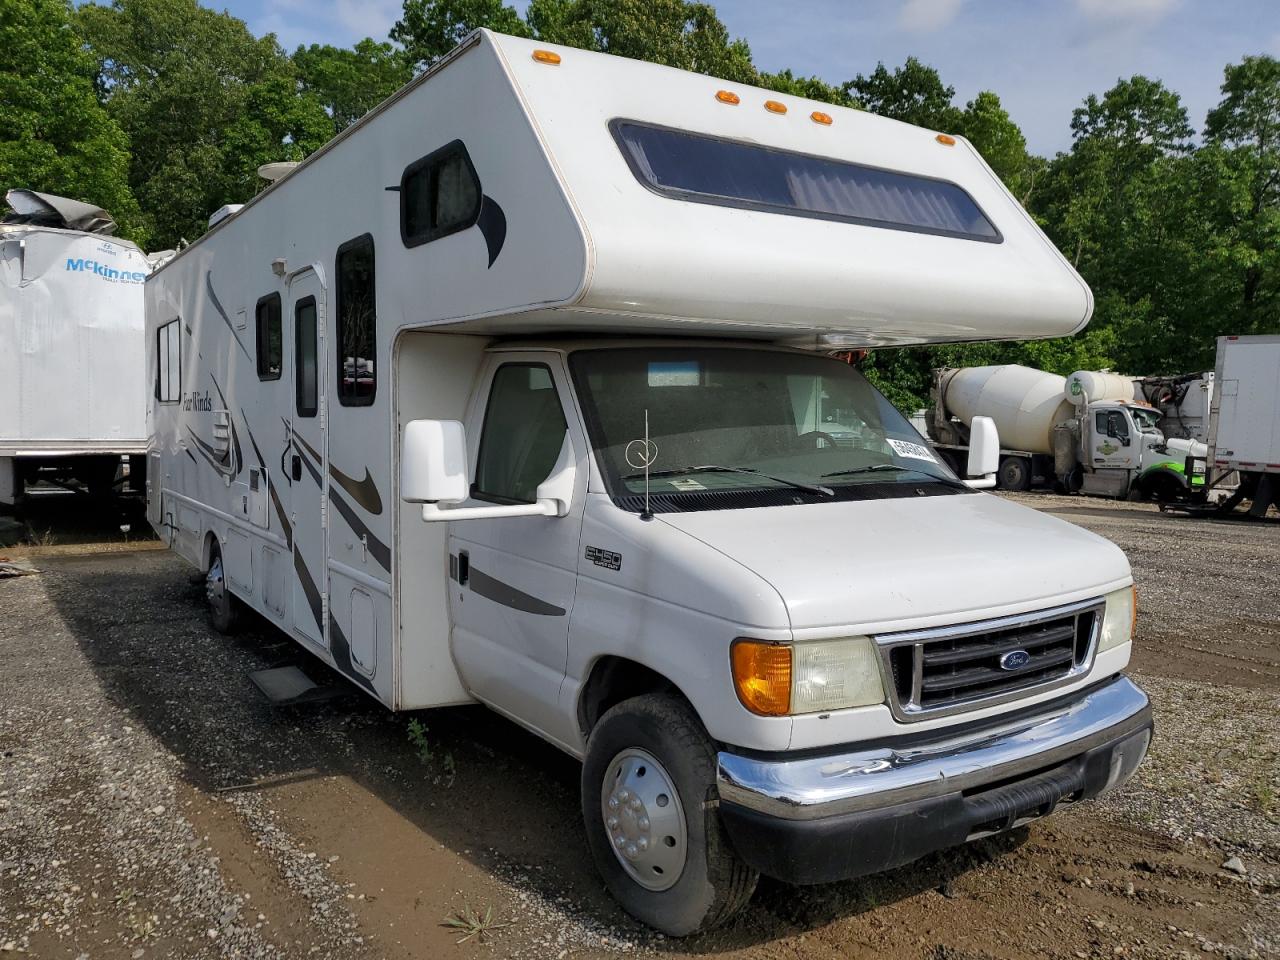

{"left": 1, "top": 190, "right": 163, "bottom": 506}
{"left": 146, "top": 31, "right": 1152, "bottom": 935}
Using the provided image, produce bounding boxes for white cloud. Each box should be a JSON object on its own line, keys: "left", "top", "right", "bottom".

{"left": 898, "top": 0, "right": 965, "bottom": 33}
{"left": 1075, "top": 0, "right": 1179, "bottom": 22}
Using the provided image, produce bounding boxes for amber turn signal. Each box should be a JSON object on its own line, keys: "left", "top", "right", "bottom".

{"left": 810, "top": 111, "right": 833, "bottom": 125}
{"left": 731, "top": 640, "right": 792, "bottom": 716}
{"left": 715, "top": 90, "right": 741, "bottom": 105}
{"left": 936, "top": 133, "right": 956, "bottom": 146}
{"left": 764, "top": 100, "right": 788, "bottom": 115}
{"left": 532, "top": 49, "right": 561, "bottom": 65}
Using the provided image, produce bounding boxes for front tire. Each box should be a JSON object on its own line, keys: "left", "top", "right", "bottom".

{"left": 581, "top": 693, "right": 758, "bottom": 936}
{"left": 997, "top": 455, "right": 1032, "bottom": 491}
{"left": 206, "top": 542, "right": 244, "bottom": 634}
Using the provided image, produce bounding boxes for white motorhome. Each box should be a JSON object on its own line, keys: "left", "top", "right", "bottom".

{"left": 1, "top": 190, "right": 162, "bottom": 506}
{"left": 146, "top": 31, "right": 1152, "bottom": 935}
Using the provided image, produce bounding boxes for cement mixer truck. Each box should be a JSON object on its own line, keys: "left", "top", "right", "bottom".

{"left": 927, "top": 365, "right": 1206, "bottom": 500}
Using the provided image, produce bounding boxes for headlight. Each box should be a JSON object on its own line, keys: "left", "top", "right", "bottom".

{"left": 1098, "top": 585, "right": 1137, "bottom": 652}
{"left": 731, "top": 637, "right": 885, "bottom": 716}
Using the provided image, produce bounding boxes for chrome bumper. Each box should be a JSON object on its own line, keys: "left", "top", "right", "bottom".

{"left": 717, "top": 675, "right": 1151, "bottom": 822}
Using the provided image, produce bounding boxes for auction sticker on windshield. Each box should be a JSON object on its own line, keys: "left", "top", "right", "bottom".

{"left": 887, "top": 438, "right": 938, "bottom": 462}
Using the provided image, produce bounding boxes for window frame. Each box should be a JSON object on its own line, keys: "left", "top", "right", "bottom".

{"left": 294, "top": 295, "right": 318, "bottom": 419}
{"left": 335, "top": 233, "right": 377, "bottom": 408}
{"left": 255, "top": 292, "right": 283, "bottom": 382}
{"left": 399, "top": 139, "right": 484, "bottom": 249}
{"left": 608, "top": 118, "right": 1003, "bottom": 245}
{"left": 154, "top": 318, "right": 181, "bottom": 403}
{"left": 472, "top": 362, "right": 567, "bottom": 506}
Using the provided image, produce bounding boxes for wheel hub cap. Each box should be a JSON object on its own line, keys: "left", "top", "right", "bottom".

{"left": 601, "top": 748, "right": 687, "bottom": 891}
{"left": 206, "top": 556, "right": 225, "bottom": 608}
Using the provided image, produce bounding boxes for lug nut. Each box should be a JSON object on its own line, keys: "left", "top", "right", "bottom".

{"left": 606, "top": 816, "right": 618, "bottom": 830}
{"left": 638, "top": 817, "right": 650, "bottom": 830}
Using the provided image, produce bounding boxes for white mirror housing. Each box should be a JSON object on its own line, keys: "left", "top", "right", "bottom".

{"left": 401, "top": 419, "right": 469, "bottom": 505}
{"left": 965, "top": 416, "right": 999, "bottom": 489}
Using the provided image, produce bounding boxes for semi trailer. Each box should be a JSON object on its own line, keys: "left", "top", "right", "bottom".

{"left": 928, "top": 364, "right": 1208, "bottom": 500}
{"left": 146, "top": 30, "right": 1151, "bottom": 935}
{"left": 0, "top": 189, "right": 168, "bottom": 507}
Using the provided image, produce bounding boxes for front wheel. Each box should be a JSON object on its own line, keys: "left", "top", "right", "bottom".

{"left": 581, "top": 693, "right": 758, "bottom": 936}
{"left": 997, "top": 455, "right": 1032, "bottom": 491}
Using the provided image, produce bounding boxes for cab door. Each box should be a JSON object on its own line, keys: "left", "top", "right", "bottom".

{"left": 1091, "top": 407, "right": 1138, "bottom": 471}
{"left": 287, "top": 269, "right": 328, "bottom": 650}
{"left": 447, "top": 355, "right": 586, "bottom": 748}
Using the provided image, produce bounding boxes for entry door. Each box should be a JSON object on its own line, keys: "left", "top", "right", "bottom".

{"left": 288, "top": 270, "right": 328, "bottom": 649}
{"left": 448, "top": 356, "right": 585, "bottom": 746}
{"left": 1091, "top": 408, "right": 1137, "bottom": 470}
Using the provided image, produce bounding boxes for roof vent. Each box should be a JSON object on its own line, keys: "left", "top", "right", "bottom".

{"left": 208, "top": 204, "right": 244, "bottom": 228}
{"left": 258, "top": 162, "right": 300, "bottom": 184}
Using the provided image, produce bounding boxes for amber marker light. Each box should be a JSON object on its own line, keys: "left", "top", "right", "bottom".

{"left": 532, "top": 49, "right": 561, "bottom": 65}
{"left": 811, "top": 111, "right": 833, "bottom": 125}
{"left": 936, "top": 133, "right": 957, "bottom": 146}
{"left": 715, "top": 90, "right": 741, "bottom": 105}
{"left": 764, "top": 100, "right": 788, "bottom": 115}
{"left": 731, "top": 640, "right": 792, "bottom": 716}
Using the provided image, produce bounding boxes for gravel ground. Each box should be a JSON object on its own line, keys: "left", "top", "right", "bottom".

{"left": 0, "top": 492, "right": 1276, "bottom": 959}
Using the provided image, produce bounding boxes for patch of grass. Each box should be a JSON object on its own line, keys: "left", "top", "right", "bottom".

{"left": 1250, "top": 779, "right": 1277, "bottom": 817}
{"left": 406, "top": 718, "right": 457, "bottom": 786}
{"left": 441, "top": 902, "right": 513, "bottom": 944}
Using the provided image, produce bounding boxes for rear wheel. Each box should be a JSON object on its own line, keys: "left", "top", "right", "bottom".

{"left": 997, "top": 455, "right": 1032, "bottom": 491}
{"left": 206, "top": 542, "right": 244, "bottom": 634}
{"left": 581, "top": 693, "right": 758, "bottom": 936}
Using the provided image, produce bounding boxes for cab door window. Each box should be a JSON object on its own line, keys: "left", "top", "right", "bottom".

{"left": 474, "top": 364, "right": 567, "bottom": 503}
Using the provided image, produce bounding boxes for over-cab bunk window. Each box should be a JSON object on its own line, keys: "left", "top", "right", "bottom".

{"left": 336, "top": 234, "right": 376, "bottom": 406}
{"left": 155, "top": 318, "right": 180, "bottom": 402}
{"left": 610, "top": 120, "right": 1001, "bottom": 243}
{"left": 400, "top": 140, "right": 482, "bottom": 248}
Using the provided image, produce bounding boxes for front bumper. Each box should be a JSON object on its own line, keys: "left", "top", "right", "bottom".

{"left": 716, "top": 675, "right": 1152, "bottom": 885}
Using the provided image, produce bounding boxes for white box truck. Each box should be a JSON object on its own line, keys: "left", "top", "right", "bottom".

{"left": 145, "top": 31, "right": 1152, "bottom": 935}
{"left": 0, "top": 190, "right": 165, "bottom": 506}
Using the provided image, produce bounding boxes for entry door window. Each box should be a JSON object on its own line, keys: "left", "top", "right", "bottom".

{"left": 474, "top": 364, "right": 568, "bottom": 504}
{"left": 295, "top": 297, "right": 318, "bottom": 417}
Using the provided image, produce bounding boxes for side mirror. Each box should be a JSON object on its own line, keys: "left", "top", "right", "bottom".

{"left": 401, "top": 419, "right": 469, "bottom": 505}
{"left": 965, "top": 416, "right": 999, "bottom": 489}
{"left": 401, "top": 419, "right": 576, "bottom": 523}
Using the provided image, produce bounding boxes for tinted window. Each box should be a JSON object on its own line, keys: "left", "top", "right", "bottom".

{"left": 474, "top": 364, "right": 568, "bottom": 503}
{"left": 401, "top": 141, "right": 481, "bottom": 247}
{"left": 336, "top": 235, "right": 376, "bottom": 406}
{"left": 295, "top": 297, "right": 318, "bottom": 418}
{"left": 155, "top": 319, "right": 180, "bottom": 402}
{"left": 611, "top": 120, "right": 1001, "bottom": 243}
{"left": 256, "top": 293, "right": 282, "bottom": 381}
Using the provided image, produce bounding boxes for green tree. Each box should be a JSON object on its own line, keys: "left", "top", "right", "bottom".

{"left": 956, "top": 90, "right": 1036, "bottom": 201}
{"left": 78, "top": 0, "right": 332, "bottom": 249}
{"left": 393, "top": 0, "right": 757, "bottom": 82}
{"left": 0, "top": 0, "right": 142, "bottom": 240}
{"left": 1204, "top": 55, "right": 1280, "bottom": 331}
{"left": 844, "top": 57, "right": 963, "bottom": 131}
{"left": 294, "top": 39, "right": 414, "bottom": 134}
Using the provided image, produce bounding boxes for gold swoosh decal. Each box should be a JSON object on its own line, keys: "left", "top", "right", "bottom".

{"left": 329, "top": 464, "right": 383, "bottom": 515}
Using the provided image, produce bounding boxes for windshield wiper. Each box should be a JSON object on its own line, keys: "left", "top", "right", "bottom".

{"left": 621, "top": 464, "right": 834, "bottom": 498}
{"left": 821, "top": 463, "right": 968, "bottom": 489}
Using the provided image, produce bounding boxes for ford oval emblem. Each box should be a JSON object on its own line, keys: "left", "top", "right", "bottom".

{"left": 1000, "top": 649, "right": 1031, "bottom": 671}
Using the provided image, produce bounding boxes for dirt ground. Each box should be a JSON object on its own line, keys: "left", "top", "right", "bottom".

{"left": 0, "top": 491, "right": 1276, "bottom": 959}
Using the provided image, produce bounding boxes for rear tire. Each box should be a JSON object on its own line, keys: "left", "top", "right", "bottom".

{"left": 581, "top": 693, "right": 758, "bottom": 936}
{"left": 206, "top": 542, "right": 244, "bottom": 634}
{"left": 997, "top": 455, "right": 1032, "bottom": 491}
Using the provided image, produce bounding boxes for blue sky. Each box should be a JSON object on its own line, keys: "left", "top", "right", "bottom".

{"left": 222, "top": 0, "right": 1278, "bottom": 155}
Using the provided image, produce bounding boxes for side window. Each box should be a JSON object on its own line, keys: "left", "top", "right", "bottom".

{"left": 295, "top": 297, "right": 318, "bottom": 418}
{"left": 155, "top": 319, "right": 181, "bottom": 402}
{"left": 1110, "top": 412, "right": 1130, "bottom": 440}
{"left": 400, "top": 140, "right": 482, "bottom": 248}
{"left": 255, "top": 293, "right": 282, "bottom": 381}
{"left": 336, "top": 235, "right": 376, "bottom": 406}
{"left": 1095, "top": 411, "right": 1108, "bottom": 433}
{"left": 474, "top": 364, "right": 568, "bottom": 504}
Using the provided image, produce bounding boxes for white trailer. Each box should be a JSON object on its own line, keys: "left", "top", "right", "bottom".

{"left": 0, "top": 190, "right": 161, "bottom": 505}
{"left": 1190, "top": 335, "right": 1280, "bottom": 517}
{"left": 147, "top": 30, "right": 1151, "bottom": 934}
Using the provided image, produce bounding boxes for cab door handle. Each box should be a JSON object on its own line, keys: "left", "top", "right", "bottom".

{"left": 457, "top": 550, "right": 469, "bottom": 586}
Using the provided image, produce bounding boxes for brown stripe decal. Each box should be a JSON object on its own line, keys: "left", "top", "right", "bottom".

{"left": 291, "top": 433, "right": 391, "bottom": 574}
{"left": 291, "top": 430, "right": 383, "bottom": 516}
{"left": 240, "top": 412, "right": 292, "bottom": 549}
{"left": 293, "top": 549, "right": 323, "bottom": 632}
{"left": 467, "top": 567, "right": 565, "bottom": 617}
{"left": 328, "top": 614, "right": 375, "bottom": 692}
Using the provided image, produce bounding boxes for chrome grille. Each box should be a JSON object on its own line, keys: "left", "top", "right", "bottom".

{"left": 876, "top": 598, "right": 1104, "bottom": 721}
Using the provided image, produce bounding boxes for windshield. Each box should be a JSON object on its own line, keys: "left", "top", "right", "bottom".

{"left": 569, "top": 347, "right": 965, "bottom": 511}
{"left": 1129, "top": 407, "right": 1161, "bottom": 433}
